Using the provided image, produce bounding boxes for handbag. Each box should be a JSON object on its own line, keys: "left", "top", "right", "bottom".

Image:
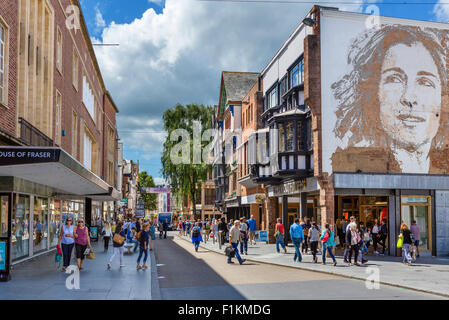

{"left": 275, "top": 230, "right": 281, "bottom": 239}
{"left": 113, "top": 233, "right": 125, "bottom": 245}
{"left": 225, "top": 246, "right": 235, "bottom": 257}
{"left": 86, "top": 250, "right": 95, "bottom": 260}
{"left": 397, "top": 235, "right": 403, "bottom": 248}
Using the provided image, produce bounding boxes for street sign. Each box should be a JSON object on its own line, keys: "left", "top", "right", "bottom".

{"left": 121, "top": 198, "right": 128, "bottom": 204}
{"left": 141, "top": 187, "right": 170, "bottom": 194}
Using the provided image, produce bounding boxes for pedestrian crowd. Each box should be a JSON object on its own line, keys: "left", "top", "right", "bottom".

{"left": 177, "top": 214, "right": 421, "bottom": 268}
{"left": 57, "top": 216, "right": 172, "bottom": 273}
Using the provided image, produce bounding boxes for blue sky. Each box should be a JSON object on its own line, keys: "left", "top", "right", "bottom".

{"left": 79, "top": 0, "right": 449, "bottom": 184}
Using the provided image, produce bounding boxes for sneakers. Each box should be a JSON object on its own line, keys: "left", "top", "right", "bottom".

{"left": 227, "top": 261, "right": 234, "bottom": 264}
{"left": 142, "top": 264, "right": 148, "bottom": 269}
{"left": 137, "top": 265, "right": 142, "bottom": 270}
{"left": 107, "top": 263, "right": 111, "bottom": 269}
{"left": 239, "top": 259, "right": 246, "bottom": 265}
{"left": 333, "top": 261, "right": 337, "bottom": 267}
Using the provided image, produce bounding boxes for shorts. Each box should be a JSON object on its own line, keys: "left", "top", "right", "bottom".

{"left": 414, "top": 240, "right": 420, "bottom": 247}
{"left": 75, "top": 243, "right": 88, "bottom": 260}
{"left": 249, "top": 230, "right": 256, "bottom": 239}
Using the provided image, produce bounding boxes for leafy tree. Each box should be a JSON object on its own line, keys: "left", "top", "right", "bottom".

{"left": 161, "top": 104, "right": 213, "bottom": 219}
{"left": 137, "top": 171, "right": 157, "bottom": 211}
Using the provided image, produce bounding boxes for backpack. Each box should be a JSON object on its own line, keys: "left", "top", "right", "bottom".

{"left": 192, "top": 227, "right": 200, "bottom": 238}
{"left": 205, "top": 222, "right": 210, "bottom": 230}
{"left": 136, "top": 231, "right": 142, "bottom": 242}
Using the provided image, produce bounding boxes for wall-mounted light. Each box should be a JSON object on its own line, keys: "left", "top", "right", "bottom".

{"left": 303, "top": 17, "right": 317, "bottom": 27}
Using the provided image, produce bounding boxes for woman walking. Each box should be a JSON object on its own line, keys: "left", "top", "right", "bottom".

{"left": 58, "top": 217, "right": 75, "bottom": 271}
{"left": 309, "top": 223, "right": 320, "bottom": 263}
{"left": 73, "top": 219, "right": 91, "bottom": 270}
{"left": 191, "top": 222, "right": 203, "bottom": 252}
{"left": 149, "top": 222, "right": 155, "bottom": 250}
{"left": 400, "top": 223, "right": 414, "bottom": 266}
{"left": 137, "top": 224, "right": 150, "bottom": 270}
{"left": 102, "top": 222, "right": 112, "bottom": 252}
{"left": 346, "top": 223, "right": 360, "bottom": 266}
{"left": 320, "top": 223, "right": 337, "bottom": 266}
{"left": 108, "top": 223, "right": 126, "bottom": 269}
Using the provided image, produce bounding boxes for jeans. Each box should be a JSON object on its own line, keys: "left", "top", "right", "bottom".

{"left": 61, "top": 243, "right": 74, "bottom": 267}
{"left": 103, "top": 236, "right": 110, "bottom": 251}
{"left": 302, "top": 237, "right": 309, "bottom": 253}
{"left": 109, "top": 247, "right": 124, "bottom": 265}
{"left": 292, "top": 238, "right": 302, "bottom": 262}
{"left": 322, "top": 243, "right": 336, "bottom": 264}
{"left": 276, "top": 234, "right": 285, "bottom": 252}
{"left": 227, "top": 242, "right": 243, "bottom": 264}
{"left": 402, "top": 243, "right": 412, "bottom": 264}
{"left": 137, "top": 247, "right": 148, "bottom": 264}
{"left": 348, "top": 244, "right": 359, "bottom": 264}
{"left": 240, "top": 238, "right": 248, "bottom": 254}
{"left": 378, "top": 235, "right": 387, "bottom": 254}
{"left": 310, "top": 241, "right": 318, "bottom": 260}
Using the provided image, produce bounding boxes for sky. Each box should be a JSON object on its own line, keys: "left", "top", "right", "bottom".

{"left": 78, "top": 0, "right": 449, "bottom": 185}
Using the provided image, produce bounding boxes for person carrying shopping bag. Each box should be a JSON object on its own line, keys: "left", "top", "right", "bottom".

{"left": 398, "top": 223, "right": 414, "bottom": 266}
{"left": 108, "top": 223, "right": 126, "bottom": 269}
{"left": 320, "top": 223, "right": 337, "bottom": 266}
{"left": 58, "top": 217, "right": 75, "bottom": 272}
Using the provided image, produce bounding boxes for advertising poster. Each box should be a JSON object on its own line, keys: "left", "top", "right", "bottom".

{"left": 0, "top": 241, "right": 6, "bottom": 271}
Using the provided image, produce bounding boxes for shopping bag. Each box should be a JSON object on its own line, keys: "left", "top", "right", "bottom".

{"left": 86, "top": 250, "right": 95, "bottom": 260}
{"left": 396, "top": 236, "right": 403, "bottom": 248}
{"left": 224, "top": 246, "right": 235, "bottom": 257}
{"left": 334, "top": 236, "right": 340, "bottom": 246}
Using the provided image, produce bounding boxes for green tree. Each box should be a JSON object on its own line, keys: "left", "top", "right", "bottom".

{"left": 138, "top": 171, "right": 157, "bottom": 211}
{"left": 161, "top": 104, "right": 213, "bottom": 218}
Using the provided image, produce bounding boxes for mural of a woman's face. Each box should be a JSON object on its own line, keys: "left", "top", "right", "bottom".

{"left": 378, "top": 42, "right": 441, "bottom": 148}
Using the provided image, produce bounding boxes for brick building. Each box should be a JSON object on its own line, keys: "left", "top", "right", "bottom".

{"left": 246, "top": 5, "right": 449, "bottom": 256}
{"left": 0, "top": 0, "right": 120, "bottom": 279}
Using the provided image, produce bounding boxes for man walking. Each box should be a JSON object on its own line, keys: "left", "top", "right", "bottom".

{"left": 378, "top": 219, "right": 388, "bottom": 255}
{"left": 275, "top": 218, "right": 287, "bottom": 254}
{"left": 163, "top": 219, "right": 168, "bottom": 239}
{"left": 343, "top": 216, "right": 356, "bottom": 263}
{"left": 228, "top": 220, "right": 246, "bottom": 265}
{"left": 289, "top": 218, "right": 304, "bottom": 262}
{"left": 247, "top": 215, "right": 257, "bottom": 245}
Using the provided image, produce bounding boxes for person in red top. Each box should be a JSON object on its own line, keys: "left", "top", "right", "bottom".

{"left": 275, "top": 218, "right": 287, "bottom": 253}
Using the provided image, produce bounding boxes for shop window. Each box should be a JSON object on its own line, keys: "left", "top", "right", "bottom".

{"left": 297, "top": 121, "right": 303, "bottom": 150}
{"left": 0, "top": 195, "right": 8, "bottom": 237}
{"left": 12, "top": 194, "right": 30, "bottom": 261}
{"left": 33, "top": 197, "right": 48, "bottom": 253}
{"left": 49, "top": 200, "right": 61, "bottom": 248}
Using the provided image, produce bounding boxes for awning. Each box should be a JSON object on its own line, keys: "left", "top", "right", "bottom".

{"left": 0, "top": 146, "right": 120, "bottom": 200}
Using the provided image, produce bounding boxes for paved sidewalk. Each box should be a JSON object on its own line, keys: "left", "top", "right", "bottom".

{"left": 178, "top": 233, "right": 449, "bottom": 297}
{"left": 0, "top": 239, "right": 156, "bottom": 300}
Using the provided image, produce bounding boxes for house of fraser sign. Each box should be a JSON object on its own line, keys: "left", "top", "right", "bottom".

{"left": 272, "top": 179, "right": 307, "bottom": 196}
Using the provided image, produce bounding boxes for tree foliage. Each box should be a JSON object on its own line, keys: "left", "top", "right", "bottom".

{"left": 137, "top": 171, "right": 157, "bottom": 211}
{"left": 161, "top": 104, "right": 213, "bottom": 216}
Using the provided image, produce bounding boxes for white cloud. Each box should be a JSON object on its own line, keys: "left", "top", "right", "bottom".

{"left": 153, "top": 177, "right": 167, "bottom": 185}
{"left": 95, "top": 5, "right": 106, "bottom": 29}
{"left": 433, "top": 0, "right": 449, "bottom": 22}
{"left": 93, "top": 0, "right": 366, "bottom": 171}
{"left": 148, "top": 0, "right": 164, "bottom": 5}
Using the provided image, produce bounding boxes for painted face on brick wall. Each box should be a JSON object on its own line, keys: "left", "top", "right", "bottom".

{"left": 378, "top": 42, "right": 442, "bottom": 148}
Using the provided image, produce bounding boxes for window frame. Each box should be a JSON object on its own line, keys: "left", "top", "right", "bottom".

{"left": 0, "top": 18, "right": 9, "bottom": 107}
{"left": 72, "top": 49, "right": 79, "bottom": 90}
{"left": 56, "top": 27, "right": 62, "bottom": 74}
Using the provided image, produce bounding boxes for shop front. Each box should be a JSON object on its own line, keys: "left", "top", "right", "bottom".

{"left": 0, "top": 147, "right": 120, "bottom": 281}
{"left": 332, "top": 172, "right": 447, "bottom": 257}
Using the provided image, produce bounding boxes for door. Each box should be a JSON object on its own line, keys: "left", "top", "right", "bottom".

{"left": 401, "top": 196, "right": 431, "bottom": 251}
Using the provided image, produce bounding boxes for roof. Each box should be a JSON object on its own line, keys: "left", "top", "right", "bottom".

{"left": 222, "top": 72, "right": 259, "bottom": 103}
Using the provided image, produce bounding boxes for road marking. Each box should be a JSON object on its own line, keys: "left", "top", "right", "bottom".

{"left": 156, "top": 264, "right": 165, "bottom": 267}
{"left": 158, "top": 276, "right": 166, "bottom": 279}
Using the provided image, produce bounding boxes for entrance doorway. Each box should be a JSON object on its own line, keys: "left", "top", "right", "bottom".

{"left": 401, "top": 196, "right": 431, "bottom": 252}
{"left": 338, "top": 196, "right": 388, "bottom": 228}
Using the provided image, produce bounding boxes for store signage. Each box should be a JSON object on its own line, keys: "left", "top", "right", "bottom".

{"left": 121, "top": 198, "right": 128, "bottom": 204}
{"left": 255, "top": 231, "right": 268, "bottom": 243}
{"left": 0, "top": 148, "right": 60, "bottom": 165}
{"left": 141, "top": 187, "right": 170, "bottom": 194}
{"left": 136, "top": 202, "right": 145, "bottom": 217}
{"left": 0, "top": 241, "right": 6, "bottom": 271}
{"left": 271, "top": 179, "right": 307, "bottom": 196}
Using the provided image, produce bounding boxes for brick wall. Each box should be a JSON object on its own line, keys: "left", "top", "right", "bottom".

{"left": 0, "top": 0, "right": 18, "bottom": 138}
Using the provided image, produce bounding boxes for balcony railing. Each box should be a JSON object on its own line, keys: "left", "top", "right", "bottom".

{"left": 19, "top": 117, "right": 53, "bottom": 147}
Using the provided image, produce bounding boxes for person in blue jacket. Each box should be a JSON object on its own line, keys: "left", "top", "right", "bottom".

{"left": 289, "top": 218, "right": 304, "bottom": 262}
{"left": 191, "top": 222, "right": 203, "bottom": 252}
